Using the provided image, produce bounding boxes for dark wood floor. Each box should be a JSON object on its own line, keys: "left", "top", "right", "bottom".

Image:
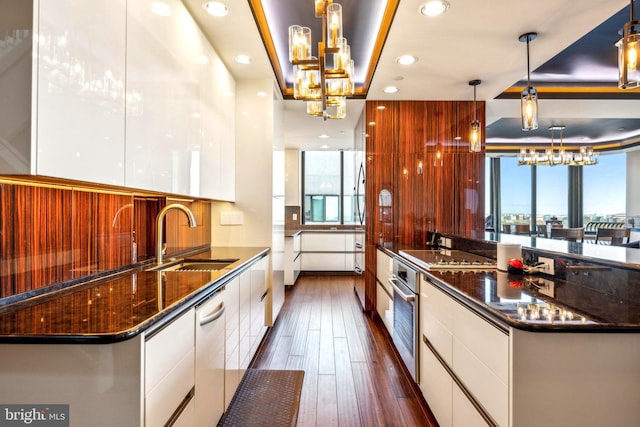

{"left": 251, "top": 275, "right": 438, "bottom": 427}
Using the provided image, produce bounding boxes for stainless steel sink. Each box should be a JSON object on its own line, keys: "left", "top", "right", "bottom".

{"left": 148, "top": 258, "right": 239, "bottom": 272}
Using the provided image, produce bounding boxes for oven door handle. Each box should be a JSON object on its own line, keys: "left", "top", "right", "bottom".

{"left": 388, "top": 277, "right": 415, "bottom": 302}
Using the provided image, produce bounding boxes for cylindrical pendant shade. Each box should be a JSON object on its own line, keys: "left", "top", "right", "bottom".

{"left": 288, "top": 26, "right": 311, "bottom": 62}
{"left": 469, "top": 120, "right": 481, "bottom": 152}
{"left": 326, "top": 3, "right": 342, "bottom": 49}
{"left": 617, "top": 23, "right": 640, "bottom": 89}
{"left": 521, "top": 87, "right": 538, "bottom": 131}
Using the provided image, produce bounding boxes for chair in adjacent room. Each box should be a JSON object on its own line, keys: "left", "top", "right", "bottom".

{"left": 550, "top": 227, "right": 585, "bottom": 242}
{"left": 594, "top": 227, "right": 631, "bottom": 246}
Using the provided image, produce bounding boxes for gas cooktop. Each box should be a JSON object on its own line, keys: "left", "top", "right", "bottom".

{"left": 399, "top": 249, "right": 497, "bottom": 270}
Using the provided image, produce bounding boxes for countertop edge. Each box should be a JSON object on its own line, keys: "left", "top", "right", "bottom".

{"left": 388, "top": 246, "right": 640, "bottom": 333}
{"left": 0, "top": 247, "right": 270, "bottom": 344}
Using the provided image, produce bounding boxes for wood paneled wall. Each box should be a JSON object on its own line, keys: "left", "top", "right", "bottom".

{"left": 0, "top": 180, "right": 211, "bottom": 301}
{"left": 365, "top": 101, "right": 485, "bottom": 309}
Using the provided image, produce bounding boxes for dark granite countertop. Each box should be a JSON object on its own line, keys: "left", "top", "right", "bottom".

{"left": 382, "top": 246, "right": 640, "bottom": 332}
{"left": 0, "top": 246, "right": 269, "bottom": 343}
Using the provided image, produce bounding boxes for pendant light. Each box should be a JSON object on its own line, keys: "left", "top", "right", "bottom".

{"left": 519, "top": 32, "right": 538, "bottom": 131}
{"left": 469, "top": 79, "right": 481, "bottom": 152}
{"left": 617, "top": 0, "right": 640, "bottom": 89}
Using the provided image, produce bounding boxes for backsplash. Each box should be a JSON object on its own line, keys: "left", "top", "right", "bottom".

{"left": 0, "top": 179, "right": 211, "bottom": 302}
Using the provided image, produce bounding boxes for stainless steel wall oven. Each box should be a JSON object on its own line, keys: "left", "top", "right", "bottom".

{"left": 390, "top": 258, "right": 419, "bottom": 382}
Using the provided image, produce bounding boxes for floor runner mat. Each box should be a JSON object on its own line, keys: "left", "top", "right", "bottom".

{"left": 218, "top": 369, "right": 305, "bottom": 426}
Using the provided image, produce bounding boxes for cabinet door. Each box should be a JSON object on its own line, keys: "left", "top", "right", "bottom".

{"left": 36, "top": 0, "right": 126, "bottom": 185}
{"left": 195, "top": 288, "right": 226, "bottom": 426}
{"left": 420, "top": 340, "right": 453, "bottom": 427}
{"left": 126, "top": 0, "right": 202, "bottom": 195}
{"left": 145, "top": 308, "right": 195, "bottom": 427}
{"left": 239, "top": 269, "right": 252, "bottom": 370}
{"left": 301, "top": 233, "right": 346, "bottom": 251}
{"left": 376, "top": 281, "right": 393, "bottom": 334}
{"left": 452, "top": 384, "right": 488, "bottom": 427}
{"left": 250, "top": 256, "right": 268, "bottom": 353}
{"left": 224, "top": 277, "right": 240, "bottom": 410}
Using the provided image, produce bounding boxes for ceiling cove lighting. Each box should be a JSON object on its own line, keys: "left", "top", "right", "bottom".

{"left": 469, "top": 79, "right": 481, "bottom": 152}
{"left": 519, "top": 32, "right": 538, "bottom": 131}
{"left": 518, "top": 126, "right": 598, "bottom": 166}
{"left": 288, "top": 0, "right": 355, "bottom": 120}
{"left": 420, "top": 1, "right": 450, "bottom": 17}
{"left": 617, "top": 0, "right": 640, "bottom": 89}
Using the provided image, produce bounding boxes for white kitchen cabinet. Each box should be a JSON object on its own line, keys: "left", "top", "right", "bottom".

{"left": 284, "top": 234, "right": 301, "bottom": 285}
{"left": 419, "top": 276, "right": 506, "bottom": 426}
{"left": 250, "top": 255, "right": 269, "bottom": 354}
{"left": 376, "top": 249, "right": 394, "bottom": 333}
{"left": 195, "top": 287, "right": 226, "bottom": 426}
{"left": 125, "top": 0, "right": 235, "bottom": 199}
{"left": 300, "top": 231, "right": 363, "bottom": 272}
{"left": 238, "top": 266, "right": 251, "bottom": 371}
{"left": 144, "top": 308, "right": 195, "bottom": 427}
{"left": 35, "top": 0, "right": 127, "bottom": 185}
{"left": 224, "top": 276, "right": 241, "bottom": 410}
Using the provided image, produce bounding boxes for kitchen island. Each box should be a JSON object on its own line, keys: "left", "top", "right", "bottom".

{"left": 0, "top": 246, "right": 270, "bottom": 427}
{"left": 378, "top": 241, "right": 640, "bottom": 427}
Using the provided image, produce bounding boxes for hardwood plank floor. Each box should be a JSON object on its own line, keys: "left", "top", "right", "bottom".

{"left": 251, "top": 275, "right": 438, "bottom": 427}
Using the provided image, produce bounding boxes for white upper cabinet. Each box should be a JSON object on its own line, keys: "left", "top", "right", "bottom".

{"left": 126, "top": 0, "right": 235, "bottom": 199}
{"left": 35, "top": 0, "right": 127, "bottom": 185}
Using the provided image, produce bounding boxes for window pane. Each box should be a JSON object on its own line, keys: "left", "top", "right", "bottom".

{"left": 583, "top": 153, "right": 626, "bottom": 224}
{"left": 536, "top": 165, "right": 568, "bottom": 227}
{"left": 500, "top": 157, "right": 531, "bottom": 229}
{"left": 303, "top": 151, "right": 341, "bottom": 224}
{"left": 325, "top": 195, "right": 339, "bottom": 222}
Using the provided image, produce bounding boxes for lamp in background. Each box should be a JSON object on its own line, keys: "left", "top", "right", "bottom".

{"left": 519, "top": 32, "right": 538, "bottom": 131}
{"left": 288, "top": 0, "right": 355, "bottom": 120}
{"left": 617, "top": 0, "right": 640, "bottom": 89}
{"left": 518, "top": 125, "right": 598, "bottom": 166}
{"left": 469, "top": 79, "right": 481, "bottom": 152}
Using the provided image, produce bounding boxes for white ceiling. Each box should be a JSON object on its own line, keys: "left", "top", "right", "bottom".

{"left": 183, "top": 0, "right": 638, "bottom": 151}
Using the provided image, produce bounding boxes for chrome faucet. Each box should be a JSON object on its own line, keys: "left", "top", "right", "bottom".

{"left": 156, "top": 204, "right": 197, "bottom": 265}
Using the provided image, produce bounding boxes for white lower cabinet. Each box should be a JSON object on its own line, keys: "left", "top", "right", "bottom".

{"left": 420, "top": 275, "right": 506, "bottom": 426}
{"left": 300, "top": 232, "right": 363, "bottom": 272}
{"left": 420, "top": 339, "right": 453, "bottom": 427}
{"left": 376, "top": 249, "right": 394, "bottom": 334}
{"left": 195, "top": 287, "right": 226, "bottom": 426}
{"left": 144, "top": 309, "right": 195, "bottom": 427}
{"left": 224, "top": 276, "right": 241, "bottom": 410}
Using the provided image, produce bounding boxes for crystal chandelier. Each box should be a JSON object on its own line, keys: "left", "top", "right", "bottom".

{"left": 288, "top": 0, "right": 354, "bottom": 120}
{"left": 518, "top": 126, "right": 598, "bottom": 166}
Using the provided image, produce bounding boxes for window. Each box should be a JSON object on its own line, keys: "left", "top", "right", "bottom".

{"left": 583, "top": 153, "right": 626, "bottom": 224}
{"left": 489, "top": 153, "right": 626, "bottom": 233}
{"left": 499, "top": 157, "right": 531, "bottom": 229}
{"left": 302, "top": 150, "right": 358, "bottom": 224}
{"left": 536, "top": 165, "right": 568, "bottom": 227}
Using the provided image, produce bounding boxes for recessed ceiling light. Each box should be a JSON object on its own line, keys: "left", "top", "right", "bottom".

{"left": 234, "top": 54, "right": 252, "bottom": 64}
{"left": 320, "top": 145, "right": 329, "bottom": 149}
{"left": 152, "top": 2, "right": 171, "bottom": 16}
{"left": 203, "top": 1, "right": 230, "bottom": 16}
{"left": 419, "top": 0, "right": 450, "bottom": 17}
{"left": 383, "top": 86, "right": 399, "bottom": 94}
{"left": 319, "top": 134, "right": 330, "bottom": 139}
{"left": 377, "top": 105, "right": 386, "bottom": 110}
{"left": 257, "top": 91, "right": 267, "bottom": 97}
{"left": 396, "top": 55, "right": 418, "bottom": 65}
{"left": 196, "top": 55, "right": 209, "bottom": 64}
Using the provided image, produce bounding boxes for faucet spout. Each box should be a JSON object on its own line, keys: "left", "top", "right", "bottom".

{"left": 156, "top": 203, "right": 197, "bottom": 265}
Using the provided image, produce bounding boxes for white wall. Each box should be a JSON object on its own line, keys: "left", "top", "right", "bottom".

{"left": 284, "top": 148, "right": 301, "bottom": 206}
{"left": 627, "top": 150, "right": 640, "bottom": 217}
{"left": 210, "top": 79, "right": 278, "bottom": 248}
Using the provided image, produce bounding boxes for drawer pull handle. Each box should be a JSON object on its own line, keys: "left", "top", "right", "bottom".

{"left": 199, "top": 302, "right": 225, "bottom": 326}
{"left": 260, "top": 290, "right": 269, "bottom": 302}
